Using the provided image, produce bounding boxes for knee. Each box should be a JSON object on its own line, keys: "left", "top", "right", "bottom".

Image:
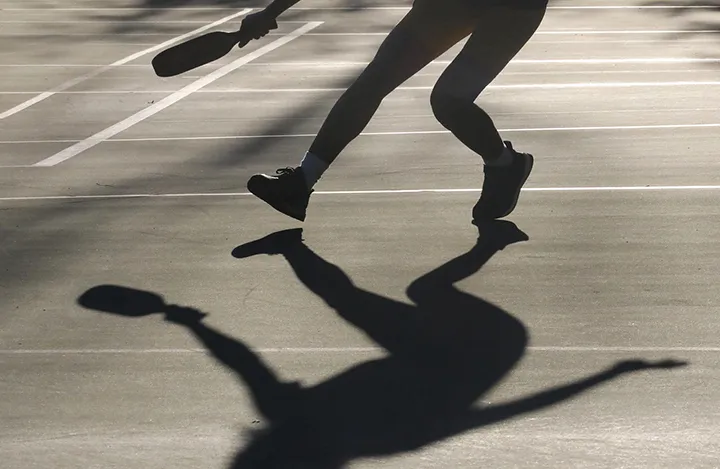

{"left": 430, "top": 89, "right": 472, "bottom": 126}
{"left": 344, "top": 67, "right": 398, "bottom": 103}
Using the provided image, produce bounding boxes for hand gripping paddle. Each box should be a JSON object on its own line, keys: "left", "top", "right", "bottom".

{"left": 151, "top": 29, "right": 250, "bottom": 78}
{"left": 78, "top": 285, "right": 209, "bottom": 324}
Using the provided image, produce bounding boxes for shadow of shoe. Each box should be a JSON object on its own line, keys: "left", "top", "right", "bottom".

{"left": 473, "top": 219, "right": 530, "bottom": 250}
{"left": 231, "top": 228, "right": 304, "bottom": 259}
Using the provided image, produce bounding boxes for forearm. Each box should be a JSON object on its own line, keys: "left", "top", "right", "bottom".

{"left": 264, "top": 0, "right": 303, "bottom": 18}
{"left": 470, "top": 362, "right": 679, "bottom": 428}
{"left": 478, "top": 368, "right": 622, "bottom": 425}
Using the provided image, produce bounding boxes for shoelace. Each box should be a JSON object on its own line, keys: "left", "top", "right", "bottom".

{"left": 275, "top": 167, "right": 295, "bottom": 176}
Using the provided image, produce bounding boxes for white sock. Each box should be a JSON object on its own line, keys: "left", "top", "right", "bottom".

{"left": 485, "top": 143, "right": 514, "bottom": 167}
{"left": 299, "top": 151, "right": 329, "bottom": 188}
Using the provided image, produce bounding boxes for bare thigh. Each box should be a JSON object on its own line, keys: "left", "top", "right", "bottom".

{"left": 433, "top": 6, "right": 547, "bottom": 100}
{"left": 349, "top": 0, "right": 483, "bottom": 95}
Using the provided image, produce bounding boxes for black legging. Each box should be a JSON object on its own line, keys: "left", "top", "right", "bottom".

{"left": 308, "top": 1, "right": 547, "bottom": 165}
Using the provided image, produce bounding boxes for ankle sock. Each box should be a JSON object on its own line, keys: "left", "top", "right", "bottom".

{"left": 299, "top": 151, "right": 329, "bottom": 188}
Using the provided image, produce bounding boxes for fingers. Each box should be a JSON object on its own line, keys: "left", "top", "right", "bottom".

{"left": 164, "top": 305, "right": 208, "bottom": 323}
{"left": 253, "top": 22, "right": 277, "bottom": 39}
{"left": 237, "top": 15, "right": 277, "bottom": 46}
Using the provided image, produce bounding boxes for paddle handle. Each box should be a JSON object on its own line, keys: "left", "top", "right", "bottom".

{"left": 234, "top": 28, "right": 252, "bottom": 48}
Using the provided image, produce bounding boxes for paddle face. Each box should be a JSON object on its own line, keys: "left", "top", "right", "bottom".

{"left": 78, "top": 285, "right": 166, "bottom": 317}
{"left": 152, "top": 31, "right": 241, "bottom": 77}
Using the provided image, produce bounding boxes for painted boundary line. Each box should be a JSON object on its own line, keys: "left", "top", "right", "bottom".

{"left": 0, "top": 9, "right": 253, "bottom": 120}
{"left": 0, "top": 5, "right": 716, "bottom": 10}
{"left": 271, "top": 30, "right": 720, "bottom": 36}
{"left": 2, "top": 58, "right": 718, "bottom": 68}
{"left": 0, "top": 26, "right": 717, "bottom": 35}
{"left": 200, "top": 81, "right": 720, "bottom": 91}
{"left": 8, "top": 80, "right": 720, "bottom": 96}
{"left": 3, "top": 122, "right": 720, "bottom": 146}
{"left": 4, "top": 80, "right": 720, "bottom": 95}
{"left": 0, "top": 346, "right": 716, "bottom": 354}
{"left": 3, "top": 185, "right": 720, "bottom": 203}
{"left": 32, "top": 22, "right": 324, "bottom": 168}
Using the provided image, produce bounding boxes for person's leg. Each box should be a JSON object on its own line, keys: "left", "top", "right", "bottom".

{"left": 429, "top": 5, "right": 546, "bottom": 219}
{"left": 305, "top": 2, "right": 475, "bottom": 166}
{"left": 247, "top": 0, "right": 479, "bottom": 221}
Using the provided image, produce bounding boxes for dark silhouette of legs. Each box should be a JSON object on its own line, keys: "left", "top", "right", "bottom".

{"left": 430, "top": 6, "right": 546, "bottom": 162}
{"left": 309, "top": 3, "right": 546, "bottom": 165}
{"left": 245, "top": 4, "right": 548, "bottom": 222}
{"left": 308, "top": 1, "right": 478, "bottom": 164}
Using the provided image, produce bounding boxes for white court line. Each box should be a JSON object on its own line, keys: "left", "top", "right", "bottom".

{"left": 3, "top": 186, "right": 720, "bottom": 203}
{"left": 1, "top": 139, "right": 79, "bottom": 144}
{"left": 0, "top": 9, "right": 253, "bottom": 121}
{"left": 3, "top": 69, "right": 716, "bottom": 93}
{"left": 0, "top": 24, "right": 715, "bottom": 35}
{"left": 32, "top": 22, "right": 324, "bottom": 168}
{"left": 533, "top": 30, "right": 719, "bottom": 35}
{"left": 208, "top": 81, "right": 720, "bottom": 91}
{"left": 0, "top": 64, "right": 152, "bottom": 67}
{"left": 2, "top": 122, "right": 720, "bottom": 146}
{"left": 293, "top": 31, "right": 720, "bottom": 36}
{"left": 257, "top": 30, "right": 720, "bottom": 36}
{"left": 2, "top": 58, "right": 719, "bottom": 68}
{"left": 270, "top": 57, "right": 720, "bottom": 67}
{"left": 0, "top": 38, "right": 714, "bottom": 47}
{"left": 1, "top": 20, "right": 235, "bottom": 23}
{"left": 0, "top": 346, "right": 715, "bottom": 354}
{"left": 5, "top": 80, "right": 720, "bottom": 95}
{"left": 0, "top": 5, "right": 715, "bottom": 10}
{"left": 0, "top": 106, "right": 714, "bottom": 145}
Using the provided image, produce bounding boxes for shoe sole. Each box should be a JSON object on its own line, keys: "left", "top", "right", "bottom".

{"left": 247, "top": 175, "right": 307, "bottom": 222}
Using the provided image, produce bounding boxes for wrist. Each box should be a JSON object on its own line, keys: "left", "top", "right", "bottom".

{"left": 263, "top": 4, "right": 282, "bottom": 19}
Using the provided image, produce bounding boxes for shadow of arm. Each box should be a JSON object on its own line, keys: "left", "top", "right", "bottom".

{"left": 166, "top": 308, "right": 301, "bottom": 421}
{"left": 446, "top": 359, "right": 686, "bottom": 435}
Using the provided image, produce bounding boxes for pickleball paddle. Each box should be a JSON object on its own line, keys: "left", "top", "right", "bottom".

{"left": 151, "top": 29, "right": 249, "bottom": 78}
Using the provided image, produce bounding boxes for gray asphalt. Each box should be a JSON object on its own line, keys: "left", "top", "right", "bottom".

{"left": 1, "top": 1, "right": 720, "bottom": 468}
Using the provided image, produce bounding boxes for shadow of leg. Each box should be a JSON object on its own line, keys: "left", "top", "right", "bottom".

{"left": 234, "top": 229, "right": 421, "bottom": 356}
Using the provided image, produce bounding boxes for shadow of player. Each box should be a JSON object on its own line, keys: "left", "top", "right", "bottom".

{"left": 78, "top": 220, "right": 686, "bottom": 469}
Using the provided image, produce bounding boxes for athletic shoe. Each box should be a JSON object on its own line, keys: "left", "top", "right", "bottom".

{"left": 472, "top": 141, "right": 533, "bottom": 220}
{"left": 247, "top": 167, "right": 312, "bottom": 222}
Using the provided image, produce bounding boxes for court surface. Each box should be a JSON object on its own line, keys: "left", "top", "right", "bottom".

{"left": 1, "top": 0, "right": 719, "bottom": 468}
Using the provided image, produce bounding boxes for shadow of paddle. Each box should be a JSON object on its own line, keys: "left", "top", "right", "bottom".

{"left": 78, "top": 220, "right": 687, "bottom": 469}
